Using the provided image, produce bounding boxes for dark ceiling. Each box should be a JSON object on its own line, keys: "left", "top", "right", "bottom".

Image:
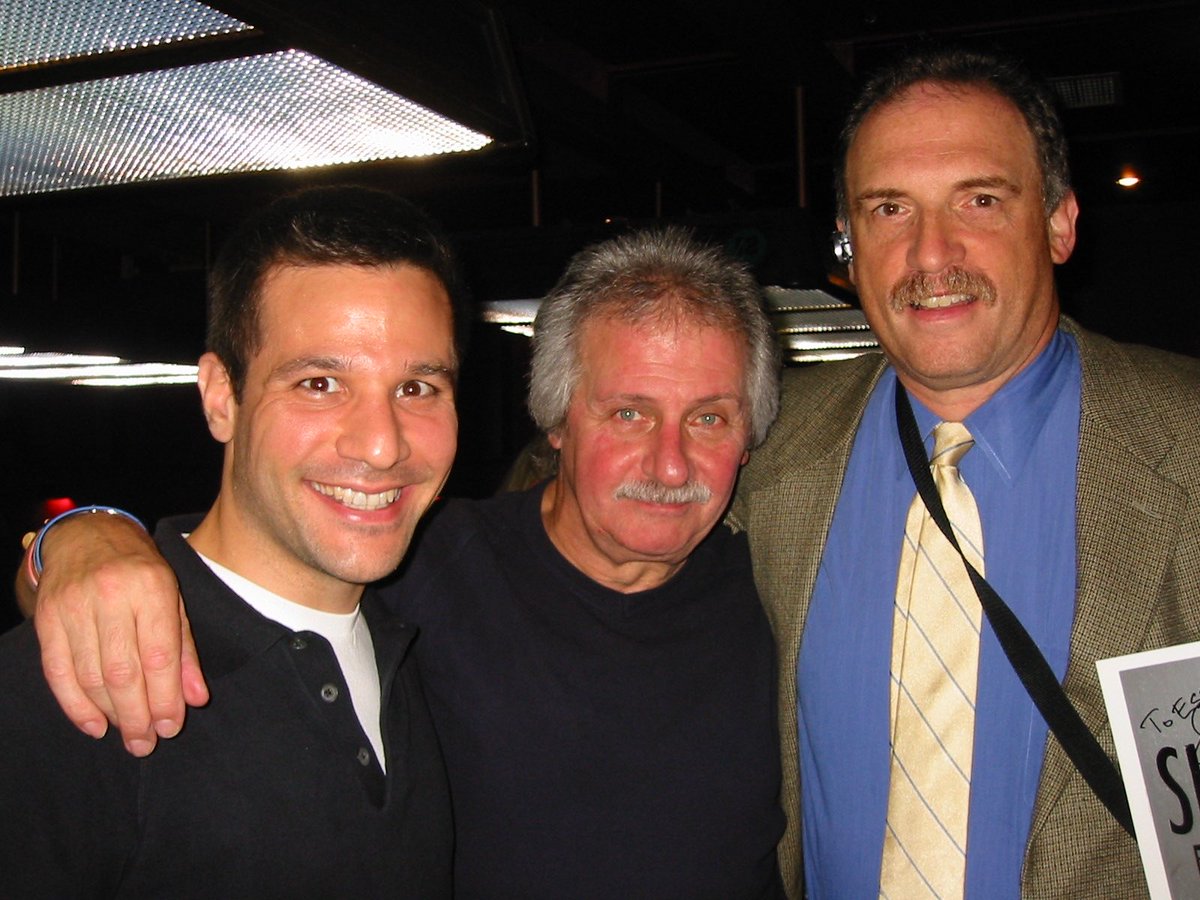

{"left": 1, "top": 0, "right": 1196, "bottom": 354}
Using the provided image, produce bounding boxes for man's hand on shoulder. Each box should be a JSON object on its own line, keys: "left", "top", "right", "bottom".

{"left": 30, "top": 514, "right": 209, "bottom": 756}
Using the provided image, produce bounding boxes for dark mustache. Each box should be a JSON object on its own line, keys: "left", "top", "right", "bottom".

{"left": 889, "top": 267, "right": 997, "bottom": 309}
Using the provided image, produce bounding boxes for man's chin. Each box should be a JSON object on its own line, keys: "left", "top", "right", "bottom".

{"left": 613, "top": 530, "right": 707, "bottom": 566}
{"left": 311, "top": 541, "right": 411, "bottom": 587}
{"left": 331, "top": 560, "right": 406, "bottom": 586}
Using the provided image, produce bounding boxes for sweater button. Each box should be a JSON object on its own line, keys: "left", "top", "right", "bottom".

{"left": 357, "top": 747, "right": 372, "bottom": 766}
{"left": 290, "top": 637, "right": 308, "bottom": 651}
{"left": 320, "top": 683, "right": 339, "bottom": 702}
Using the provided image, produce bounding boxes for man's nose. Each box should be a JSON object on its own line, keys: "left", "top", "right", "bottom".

{"left": 906, "top": 211, "right": 965, "bottom": 274}
{"left": 335, "top": 393, "right": 410, "bottom": 469}
{"left": 645, "top": 423, "right": 690, "bottom": 487}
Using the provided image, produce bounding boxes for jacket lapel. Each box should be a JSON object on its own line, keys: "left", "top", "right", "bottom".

{"left": 1028, "top": 322, "right": 1187, "bottom": 847}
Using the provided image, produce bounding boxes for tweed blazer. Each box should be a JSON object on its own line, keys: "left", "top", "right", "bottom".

{"left": 728, "top": 318, "right": 1200, "bottom": 899}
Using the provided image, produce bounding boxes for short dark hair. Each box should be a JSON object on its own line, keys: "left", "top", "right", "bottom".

{"left": 528, "top": 227, "right": 781, "bottom": 448}
{"left": 207, "top": 185, "right": 469, "bottom": 399}
{"left": 835, "top": 44, "right": 1071, "bottom": 222}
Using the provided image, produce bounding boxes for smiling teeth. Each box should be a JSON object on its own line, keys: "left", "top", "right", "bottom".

{"left": 913, "top": 293, "right": 971, "bottom": 309}
{"left": 312, "top": 483, "right": 401, "bottom": 510}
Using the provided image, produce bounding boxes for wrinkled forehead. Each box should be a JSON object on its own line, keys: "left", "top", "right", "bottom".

{"left": 572, "top": 312, "right": 751, "bottom": 405}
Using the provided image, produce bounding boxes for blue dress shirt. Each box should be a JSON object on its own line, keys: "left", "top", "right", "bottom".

{"left": 799, "top": 331, "right": 1081, "bottom": 898}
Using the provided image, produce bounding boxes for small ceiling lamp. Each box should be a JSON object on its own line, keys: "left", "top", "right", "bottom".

{"left": 1116, "top": 168, "right": 1141, "bottom": 188}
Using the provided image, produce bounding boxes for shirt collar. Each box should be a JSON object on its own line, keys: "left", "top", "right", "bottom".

{"left": 906, "top": 329, "right": 1080, "bottom": 485}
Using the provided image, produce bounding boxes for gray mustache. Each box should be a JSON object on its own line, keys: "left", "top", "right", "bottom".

{"left": 614, "top": 481, "right": 713, "bottom": 504}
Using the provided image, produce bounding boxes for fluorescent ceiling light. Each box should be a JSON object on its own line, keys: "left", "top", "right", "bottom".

{"left": 0, "top": 363, "right": 197, "bottom": 383}
{"left": 0, "top": 0, "right": 494, "bottom": 196}
{"left": 784, "top": 350, "right": 872, "bottom": 364}
{"left": 0, "top": 0, "right": 509, "bottom": 379}
{"left": 500, "top": 325, "right": 535, "bottom": 337}
{"left": 0, "top": 0, "right": 250, "bottom": 68}
{"left": 1, "top": 50, "right": 493, "bottom": 196}
{"left": 480, "top": 300, "right": 544, "bottom": 325}
{"left": 0, "top": 351, "right": 122, "bottom": 368}
{"left": 70, "top": 371, "right": 200, "bottom": 387}
{"left": 480, "top": 287, "right": 880, "bottom": 363}
{"left": 0, "top": 350, "right": 198, "bottom": 387}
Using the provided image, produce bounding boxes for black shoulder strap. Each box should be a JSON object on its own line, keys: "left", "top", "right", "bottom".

{"left": 894, "top": 384, "right": 1133, "bottom": 837}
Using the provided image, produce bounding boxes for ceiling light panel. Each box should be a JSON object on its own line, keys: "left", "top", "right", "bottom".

{"left": 0, "top": 0, "right": 250, "bottom": 70}
{"left": 0, "top": 50, "right": 494, "bottom": 196}
{"left": 1049, "top": 73, "right": 1122, "bottom": 110}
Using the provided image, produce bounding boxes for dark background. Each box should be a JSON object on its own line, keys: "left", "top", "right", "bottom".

{"left": 2, "top": 0, "right": 1196, "bottom": 630}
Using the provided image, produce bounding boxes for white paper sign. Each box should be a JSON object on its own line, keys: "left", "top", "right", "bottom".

{"left": 1098, "top": 641, "right": 1200, "bottom": 899}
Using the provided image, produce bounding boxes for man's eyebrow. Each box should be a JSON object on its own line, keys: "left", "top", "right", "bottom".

{"left": 410, "top": 361, "right": 459, "bottom": 382}
{"left": 955, "top": 175, "right": 1022, "bottom": 194}
{"left": 268, "top": 357, "right": 457, "bottom": 382}
{"left": 605, "top": 392, "right": 741, "bottom": 405}
{"left": 853, "top": 176, "right": 1023, "bottom": 205}
{"left": 692, "top": 393, "right": 743, "bottom": 405}
{"left": 269, "top": 356, "right": 349, "bottom": 381}
{"left": 853, "top": 187, "right": 905, "bottom": 204}
{"left": 854, "top": 187, "right": 902, "bottom": 202}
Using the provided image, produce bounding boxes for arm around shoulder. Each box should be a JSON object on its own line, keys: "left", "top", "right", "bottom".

{"left": 26, "top": 510, "right": 208, "bottom": 756}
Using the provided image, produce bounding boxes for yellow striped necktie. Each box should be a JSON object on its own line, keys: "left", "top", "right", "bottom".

{"left": 879, "top": 421, "right": 984, "bottom": 899}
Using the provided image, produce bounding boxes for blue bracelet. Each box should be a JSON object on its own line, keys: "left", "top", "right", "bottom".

{"left": 31, "top": 506, "right": 147, "bottom": 578}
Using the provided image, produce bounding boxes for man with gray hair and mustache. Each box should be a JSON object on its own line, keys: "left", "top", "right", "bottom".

{"left": 23, "top": 226, "right": 787, "bottom": 899}
{"left": 399, "top": 225, "right": 786, "bottom": 898}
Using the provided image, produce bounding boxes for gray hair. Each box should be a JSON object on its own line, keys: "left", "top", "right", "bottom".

{"left": 528, "top": 227, "right": 780, "bottom": 447}
{"left": 835, "top": 44, "right": 1072, "bottom": 224}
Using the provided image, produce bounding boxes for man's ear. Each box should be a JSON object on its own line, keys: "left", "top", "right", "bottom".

{"left": 547, "top": 428, "right": 563, "bottom": 451}
{"left": 197, "top": 352, "right": 237, "bottom": 444}
{"left": 1048, "top": 190, "right": 1079, "bottom": 265}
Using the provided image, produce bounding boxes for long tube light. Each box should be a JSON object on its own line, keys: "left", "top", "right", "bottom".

{"left": 0, "top": 349, "right": 197, "bottom": 386}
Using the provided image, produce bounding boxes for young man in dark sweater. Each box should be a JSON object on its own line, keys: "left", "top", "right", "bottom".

{"left": 1, "top": 187, "right": 460, "bottom": 897}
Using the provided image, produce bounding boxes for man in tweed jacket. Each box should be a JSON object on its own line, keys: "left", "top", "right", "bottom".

{"left": 729, "top": 47, "right": 1200, "bottom": 898}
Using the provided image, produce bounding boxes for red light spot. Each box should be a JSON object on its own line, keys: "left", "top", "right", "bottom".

{"left": 41, "top": 497, "right": 76, "bottom": 519}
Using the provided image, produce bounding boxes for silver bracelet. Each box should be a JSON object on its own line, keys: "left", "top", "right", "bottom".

{"left": 30, "top": 506, "right": 147, "bottom": 582}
